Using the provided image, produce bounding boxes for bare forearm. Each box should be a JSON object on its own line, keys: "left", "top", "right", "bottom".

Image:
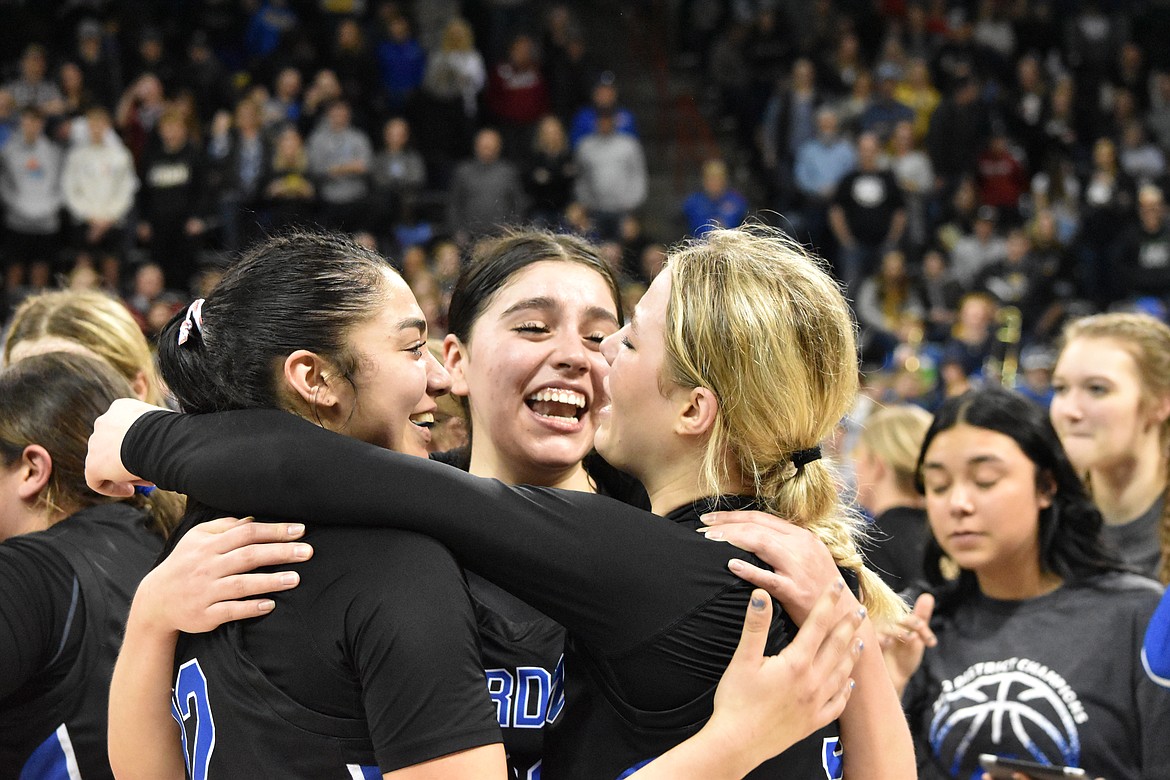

{"left": 627, "top": 726, "right": 757, "bottom": 780}
{"left": 839, "top": 621, "right": 915, "bottom": 779}
{"left": 108, "top": 595, "right": 185, "bottom": 780}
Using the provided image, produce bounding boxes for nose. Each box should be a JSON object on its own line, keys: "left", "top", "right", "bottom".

{"left": 600, "top": 329, "right": 621, "bottom": 366}
{"left": 948, "top": 483, "right": 974, "bottom": 516}
{"left": 425, "top": 349, "right": 452, "bottom": 396}
{"left": 1051, "top": 391, "right": 1082, "bottom": 422}
{"left": 552, "top": 329, "right": 590, "bottom": 373}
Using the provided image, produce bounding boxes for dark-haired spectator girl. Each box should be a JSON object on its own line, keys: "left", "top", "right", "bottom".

{"left": 1078, "top": 137, "right": 1135, "bottom": 306}
{"left": 883, "top": 387, "right": 1170, "bottom": 779}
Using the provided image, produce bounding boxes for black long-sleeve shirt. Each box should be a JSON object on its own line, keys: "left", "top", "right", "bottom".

{"left": 123, "top": 408, "right": 846, "bottom": 779}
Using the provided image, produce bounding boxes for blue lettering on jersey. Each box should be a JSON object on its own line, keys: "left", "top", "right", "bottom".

{"left": 546, "top": 656, "right": 565, "bottom": 724}
{"left": 485, "top": 655, "right": 566, "bottom": 728}
{"left": 172, "top": 658, "right": 216, "bottom": 780}
{"left": 486, "top": 668, "right": 516, "bottom": 726}
{"left": 514, "top": 666, "right": 552, "bottom": 728}
{"left": 822, "top": 736, "right": 844, "bottom": 779}
{"left": 525, "top": 759, "right": 542, "bottom": 780}
{"left": 19, "top": 725, "right": 80, "bottom": 780}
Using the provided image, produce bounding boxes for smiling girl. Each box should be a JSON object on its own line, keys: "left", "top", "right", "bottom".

{"left": 89, "top": 226, "right": 913, "bottom": 778}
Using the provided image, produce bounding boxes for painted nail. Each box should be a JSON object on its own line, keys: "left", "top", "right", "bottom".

{"left": 856, "top": 607, "right": 868, "bottom": 620}
{"left": 834, "top": 578, "right": 846, "bottom": 592}
{"left": 750, "top": 593, "right": 767, "bottom": 610}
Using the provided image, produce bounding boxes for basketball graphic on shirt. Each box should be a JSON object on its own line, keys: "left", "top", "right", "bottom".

{"left": 928, "top": 657, "right": 1086, "bottom": 776}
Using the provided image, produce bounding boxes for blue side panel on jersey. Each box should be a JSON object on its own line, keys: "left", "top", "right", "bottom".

{"left": 19, "top": 731, "right": 72, "bottom": 780}
{"left": 616, "top": 758, "right": 655, "bottom": 779}
{"left": 358, "top": 765, "right": 381, "bottom": 779}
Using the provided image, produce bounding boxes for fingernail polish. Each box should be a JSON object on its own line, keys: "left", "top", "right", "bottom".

{"left": 750, "top": 593, "right": 767, "bottom": 610}
{"left": 856, "top": 607, "right": 867, "bottom": 620}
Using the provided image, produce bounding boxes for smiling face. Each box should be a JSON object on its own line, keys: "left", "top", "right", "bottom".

{"left": 921, "top": 423, "right": 1051, "bottom": 590}
{"left": 1049, "top": 336, "right": 1164, "bottom": 474}
{"left": 596, "top": 268, "right": 685, "bottom": 482}
{"left": 448, "top": 260, "right": 619, "bottom": 482}
{"left": 333, "top": 271, "right": 450, "bottom": 458}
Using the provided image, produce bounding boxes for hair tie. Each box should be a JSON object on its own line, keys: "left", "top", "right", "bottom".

{"left": 791, "top": 446, "right": 822, "bottom": 470}
{"left": 177, "top": 298, "right": 205, "bottom": 346}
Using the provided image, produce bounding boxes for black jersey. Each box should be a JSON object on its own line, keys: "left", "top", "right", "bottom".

{"left": 124, "top": 410, "right": 846, "bottom": 779}
{"left": 0, "top": 503, "right": 162, "bottom": 780}
{"left": 164, "top": 508, "right": 501, "bottom": 778}
{"left": 430, "top": 448, "right": 650, "bottom": 779}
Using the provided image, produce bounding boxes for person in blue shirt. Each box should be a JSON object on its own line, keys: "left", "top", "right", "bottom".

{"left": 682, "top": 159, "right": 749, "bottom": 237}
{"left": 569, "top": 72, "right": 637, "bottom": 148}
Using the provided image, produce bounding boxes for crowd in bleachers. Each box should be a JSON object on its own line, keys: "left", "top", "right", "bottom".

{"left": 678, "top": 0, "right": 1170, "bottom": 409}
{"left": 6, "top": 1, "right": 1170, "bottom": 410}
{"left": 0, "top": 1, "right": 665, "bottom": 338}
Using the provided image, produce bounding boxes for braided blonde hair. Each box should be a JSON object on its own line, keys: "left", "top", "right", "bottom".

{"left": 663, "top": 225, "right": 908, "bottom": 623}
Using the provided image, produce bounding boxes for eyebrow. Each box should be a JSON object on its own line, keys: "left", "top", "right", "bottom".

{"left": 922, "top": 454, "right": 1006, "bottom": 471}
{"left": 501, "top": 297, "right": 620, "bottom": 326}
{"left": 396, "top": 317, "right": 428, "bottom": 334}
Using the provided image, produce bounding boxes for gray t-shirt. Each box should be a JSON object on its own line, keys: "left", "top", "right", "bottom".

{"left": 905, "top": 573, "right": 1169, "bottom": 780}
{"left": 1104, "top": 498, "right": 1163, "bottom": 580}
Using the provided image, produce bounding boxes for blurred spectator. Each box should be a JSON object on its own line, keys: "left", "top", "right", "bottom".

{"left": 617, "top": 214, "right": 650, "bottom": 282}
{"left": 569, "top": 73, "right": 636, "bottom": 148}
{"left": 0, "top": 107, "right": 63, "bottom": 284}
{"left": 941, "top": 290, "right": 999, "bottom": 380}
{"left": 893, "top": 58, "right": 940, "bottom": 145}
{"left": 758, "top": 58, "right": 823, "bottom": 208}
{"left": 206, "top": 99, "right": 271, "bottom": 253}
{"left": 574, "top": 109, "right": 647, "bottom": 239}
{"left": 1114, "top": 184, "right": 1170, "bottom": 305}
{"left": 53, "top": 62, "right": 91, "bottom": 145}
{"left": 327, "top": 18, "right": 380, "bottom": 114}
{"left": 418, "top": 17, "right": 486, "bottom": 180}
{"left": 828, "top": 132, "right": 906, "bottom": 297}
{"left": 975, "top": 227, "right": 1048, "bottom": 335}
{"left": 5, "top": 44, "right": 65, "bottom": 118}
{"left": 949, "top": 204, "right": 1007, "bottom": 288}
{"left": 543, "top": 14, "right": 594, "bottom": 123}
{"left": 178, "top": 30, "right": 234, "bottom": 124}
{"left": 524, "top": 115, "right": 575, "bottom": 226}
{"left": 127, "top": 26, "right": 177, "bottom": 91}
{"left": 62, "top": 106, "right": 137, "bottom": 288}
{"left": 834, "top": 69, "right": 874, "bottom": 137}
{"left": 447, "top": 127, "right": 525, "bottom": 244}
{"left": 885, "top": 119, "right": 934, "bottom": 252}
{"left": 306, "top": 99, "right": 373, "bottom": 233}
{"left": 74, "top": 19, "right": 120, "bottom": 111}
{"left": 1119, "top": 120, "right": 1166, "bottom": 185}
{"left": 136, "top": 108, "right": 209, "bottom": 291}
{"left": 975, "top": 129, "right": 1027, "bottom": 221}
{"left": 376, "top": 13, "right": 426, "bottom": 114}
{"left": 793, "top": 107, "right": 855, "bottom": 249}
{"left": 1016, "top": 345, "right": 1056, "bottom": 408}
{"left": 1039, "top": 76, "right": 1082, "bottom": 171}
{"left": 262, "top": 67, "right": 303, "bottom": 131}
{"left": 1079, "top": 137, "right": 1135, "bottom": 305}
{"left": 246, "top": 0, "right": 299, "bottom": 66}
{"left": 915, "top": 246, "right": 964, "bottom": 343}
{"left": 823, "top": 30, "right": 864, "bottom": 95}
{"left": 934, "top": 175, "right": 980, "bottom": 252}
{"left": 707, "top": 22, "right": 751, "bottom": 135}
{"left": 681, "top": 158, "right": 748, "bottom": 237}
{"left": 926, "top": 74, "right": 991, "bottom": 192}
{"left": 1006, "top": 54, "right": 1048, "bottom": 175}
{"left": 856, "top": 248, "right": 924, "bottom": 369}
{"left": 0, "top": 89, "right": 17, "bottom": 148}
{"left": 371, "top": 116, "right": 427, "bottom": 228}
{"left": 262, "top": 125, "right": 315, "bottom": 230}
{"left": 115, "top": 73, "right": 167, "bottom": 171}
{"left": 1148, "top": 72, "right": 1170, "bottom": 153}
{"left": 860, "top": 63, "right": 914, "bottom": 143}
{"left": 300, "top": 69, "right": 344, "bottom": 134}
{"left": 485, "top": 33, "right": 550, "bottom": 154}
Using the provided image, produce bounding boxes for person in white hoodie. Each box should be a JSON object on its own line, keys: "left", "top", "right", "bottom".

{"left": 0, "top": 106, "right": 63, "bottom": 287}
{"left": 574, "top": 109, "right": 647, "bottom": 239}
{"left": 62, "top": 106, "right": 138, "bottom": 289}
